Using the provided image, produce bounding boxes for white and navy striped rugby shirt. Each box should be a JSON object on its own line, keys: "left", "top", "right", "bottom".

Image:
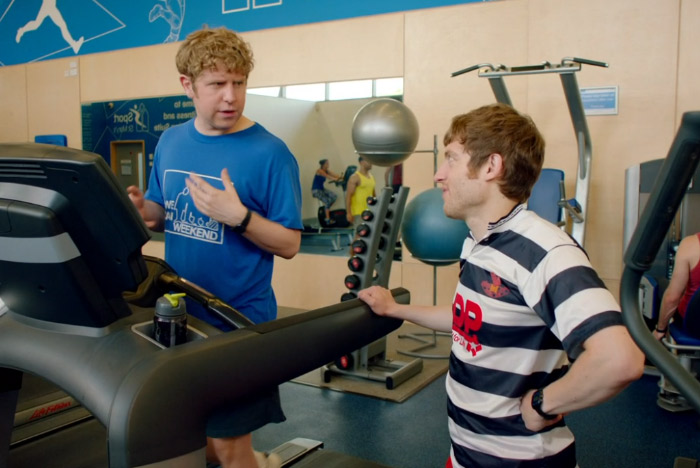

{"left": 447, "top": 205, "right": 623, "bottom": 468}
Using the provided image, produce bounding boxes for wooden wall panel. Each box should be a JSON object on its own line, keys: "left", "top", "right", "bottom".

{"left": 79, "top": 42, "right": 181, "bottom": 103}
{"left": 245, "top": 14, "right": 404, "bottom": 88}
{"left": 528, "top": 0, "right": 681, "bottom": 283}
{"left": 26, "top": 57, "right": 81, "bottom": 148}
{"left": 0, "top": 64, "right": 28, "bottom": 142}
{"left": 677, "top": 0, "right": 700, "bottom": 118}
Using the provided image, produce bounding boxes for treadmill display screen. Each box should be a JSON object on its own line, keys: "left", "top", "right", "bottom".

{"left": 0, "top": 143, "right": 150, "bottom": 328}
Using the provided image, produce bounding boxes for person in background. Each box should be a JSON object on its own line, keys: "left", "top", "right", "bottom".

{"left": 358, "top": 103, "right": 644, "bottom": 468}
{"left": 345, "top": 156, "right": 375, "bottom": 226}
{"left": 384, "top": 162, "right": 403, "bottom": 194}
{"left": 311, "top": 158, "right": 342, "bottom": 225}
{"left": 653, "top": 233, "right": 700, "bottom": 340}
{"left": 127, "top": 26, "right": 302, "bottom": 468}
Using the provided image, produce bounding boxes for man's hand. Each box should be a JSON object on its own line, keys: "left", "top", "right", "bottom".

{"left": 358, "top": 286, "right": 398, "bottom": 317}
{"left": 185, "top": 168, "right": 247, "bottom": 226}
{"left": 126, "top": 185, "right": 161, "bottom": 230}
{"left": 520, "top": 389, "right": 564, "bottom": 432}
{"left": 127, "top": 185, "right": 145, "bottom": 211}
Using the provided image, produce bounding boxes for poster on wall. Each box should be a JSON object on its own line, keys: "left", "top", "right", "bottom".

{"left": 81, "top": 94, "right": 194, "bottom": 184}
{"left": 0, "top": 0, "right": 490, "bottom": 66}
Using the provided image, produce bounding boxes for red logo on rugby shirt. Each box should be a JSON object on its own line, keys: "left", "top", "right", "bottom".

{"left": 481, "top": 272, "right": 510, "bottom": 298}
{"left": 452, "top": 292, "right": 482, "bottom": 357}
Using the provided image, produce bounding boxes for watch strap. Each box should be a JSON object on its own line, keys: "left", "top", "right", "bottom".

{"left": 232, "top": 208, "right": 252, "bottom": 234}
{"left": 531, "top": 387, "right": 558, "bottom": 420}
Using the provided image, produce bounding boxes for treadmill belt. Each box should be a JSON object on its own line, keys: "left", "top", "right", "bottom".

{"left": 9, "top": 418, "right": 107, "bottom": 468}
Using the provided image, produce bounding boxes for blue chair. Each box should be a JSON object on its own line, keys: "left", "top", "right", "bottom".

{"left": 658, "top": 289, "right": 700, "bottom": 412}
{"left": 667, "top": 289, "right": 700, "bottom": 348}
{"left": 34, "top": 134, "right": 68, "bottom": 146}
{"left": 528, "top": 168, "right": 565, "bottom": 226}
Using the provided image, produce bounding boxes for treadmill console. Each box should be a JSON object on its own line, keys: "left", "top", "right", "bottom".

{"left": 0, "top": 143, "right": 150, "bottom": 328}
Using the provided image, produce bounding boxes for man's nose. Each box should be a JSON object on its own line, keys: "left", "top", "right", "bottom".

{"left": 222, "top": 84, "right": 236, "bottom": 102}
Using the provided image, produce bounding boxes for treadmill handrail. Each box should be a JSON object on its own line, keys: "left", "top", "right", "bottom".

{"left": 107, "top": 287, "right": 410, "bottom": 467}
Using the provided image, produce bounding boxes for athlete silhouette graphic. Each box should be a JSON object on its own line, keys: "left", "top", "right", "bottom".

{"left": 148, "top": 0, "right": 185, "bottom": 43}
{"left": 15, "top": 0, "right": 84, "bottom": 54}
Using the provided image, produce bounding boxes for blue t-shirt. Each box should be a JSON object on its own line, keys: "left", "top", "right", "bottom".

{"left": 145, "top": 119, "right": 303, "bottom": 327}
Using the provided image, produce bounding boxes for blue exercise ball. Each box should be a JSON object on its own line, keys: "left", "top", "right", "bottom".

{"left": 401, "top": 188, "right": 471, "bottom": 266}
{"left": 352, "top": 98, "right": 419, "bottom": 167}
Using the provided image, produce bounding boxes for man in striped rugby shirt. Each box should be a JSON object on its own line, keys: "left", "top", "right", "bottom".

{"left": 359, "top": 103, "right": 644, "bottom": 468}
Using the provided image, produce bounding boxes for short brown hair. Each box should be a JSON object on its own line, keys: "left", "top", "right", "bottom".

{"left": 176, "top": 26, "right": 254, "bottom": 81}
{"left": 444, "top": 103, "right": 545, "bottom": 203}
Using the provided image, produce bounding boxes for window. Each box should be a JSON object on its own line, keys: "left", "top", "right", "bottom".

{"left": 375, "top": 77, "right": 404, "bottom": 97}
{"left": 328, "top": 80, "right": 373, "bottom": 100}
{"left": 247, "top": 87, "right": 281, "bottom": 97}
{"left": 247, "top": 77, "right": 403, "bottom": 102}
{"left": 284, "top": 83, "right": 326, "bottom": 101}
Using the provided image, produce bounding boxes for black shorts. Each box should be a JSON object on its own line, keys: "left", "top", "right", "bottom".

{"left": 205, "top": 386, "right": 286, "bottom": 438}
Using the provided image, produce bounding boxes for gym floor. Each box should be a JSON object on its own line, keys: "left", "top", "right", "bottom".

{"left": 8, "top": 361, "right": 700, "bottom": 467}
{"left": 252, "top": 371, "right": 700, "bottom": 468}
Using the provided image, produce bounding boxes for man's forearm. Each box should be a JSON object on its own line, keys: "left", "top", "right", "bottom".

{"left": 535, "top": 325, "right": 644, "bottom": 416}
{"left": 240, "top": 213, "right": 300, "bottom": 259}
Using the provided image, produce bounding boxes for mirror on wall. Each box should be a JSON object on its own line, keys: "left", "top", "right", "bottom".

{"left": 245, "top": 91, "right": 404, "bottom": 256}
{"left": 246, "top": 77, "right": 403, "bottom": 224}
{"left": 245, "top": 94, "right": 377, "bottom": 221}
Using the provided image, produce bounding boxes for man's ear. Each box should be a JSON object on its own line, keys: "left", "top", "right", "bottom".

{"left": 484, "top": 153, "right": 504, "bottom": 181}
{"left": 180, "top": 75, "right": 194, "bottom": 98}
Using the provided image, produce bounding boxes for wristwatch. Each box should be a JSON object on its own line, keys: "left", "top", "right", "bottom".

{"left": 232, "top": 208, "right": 252, "bottom": 234}
{"left": 531, "top": 388, "right": 558, "bottom": 420}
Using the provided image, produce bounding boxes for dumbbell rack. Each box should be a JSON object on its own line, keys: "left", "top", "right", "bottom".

{"left": 321, "top": 186, "right": 423, "bottom": 390}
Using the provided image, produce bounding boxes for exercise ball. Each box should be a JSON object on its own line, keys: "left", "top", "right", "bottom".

{"left": 352, "top": 98, "right": 420, "bottom": 167}
{"left": 401, "top": 188, "right": 470, "bottom": 266}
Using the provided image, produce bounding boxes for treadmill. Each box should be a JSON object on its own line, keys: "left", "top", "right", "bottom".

{"left": 0, "top": 143, "right": 405, "bottom": 467}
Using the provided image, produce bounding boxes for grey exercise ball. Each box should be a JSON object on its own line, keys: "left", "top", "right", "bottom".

{"left": 351, "top": 98, "right": 420, "bottom": 167}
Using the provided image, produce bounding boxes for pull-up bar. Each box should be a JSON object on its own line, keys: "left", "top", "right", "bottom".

{"left": 451, "top": 57, "right": 608, "bottom": 246}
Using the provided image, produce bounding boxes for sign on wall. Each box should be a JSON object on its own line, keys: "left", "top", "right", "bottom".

{"left": 1, "top": 0, "right": 489, "bottom": 66}
{"left": 81, "top": 94, "right": 193, "bottom": 183}
{"left": 581, "top": 86, "right": 619, "bottom": 116}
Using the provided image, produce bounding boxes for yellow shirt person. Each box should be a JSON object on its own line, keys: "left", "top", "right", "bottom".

{"left": 346, "top": 156, "right": 376, "bottom": 225}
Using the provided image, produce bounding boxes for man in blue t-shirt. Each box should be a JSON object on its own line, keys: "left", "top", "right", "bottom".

{"left": 128, "top": 26, "right": 302, "bottom": 468}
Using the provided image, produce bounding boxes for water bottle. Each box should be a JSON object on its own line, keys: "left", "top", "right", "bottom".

{"left": 153, "top": 293, "right": 188, "bottom": 347}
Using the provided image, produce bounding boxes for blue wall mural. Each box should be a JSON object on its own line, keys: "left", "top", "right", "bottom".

{"left": 1, "top": 0, "right": 488, "bottom": 67}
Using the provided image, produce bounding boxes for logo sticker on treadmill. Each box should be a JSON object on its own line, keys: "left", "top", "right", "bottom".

{"left": 163, "top": 170, "right": 225, "bottom": 244}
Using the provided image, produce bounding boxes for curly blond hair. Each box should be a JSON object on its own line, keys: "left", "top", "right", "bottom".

{"left": 176, "top": 26, "right": 254, "bottom": 81}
